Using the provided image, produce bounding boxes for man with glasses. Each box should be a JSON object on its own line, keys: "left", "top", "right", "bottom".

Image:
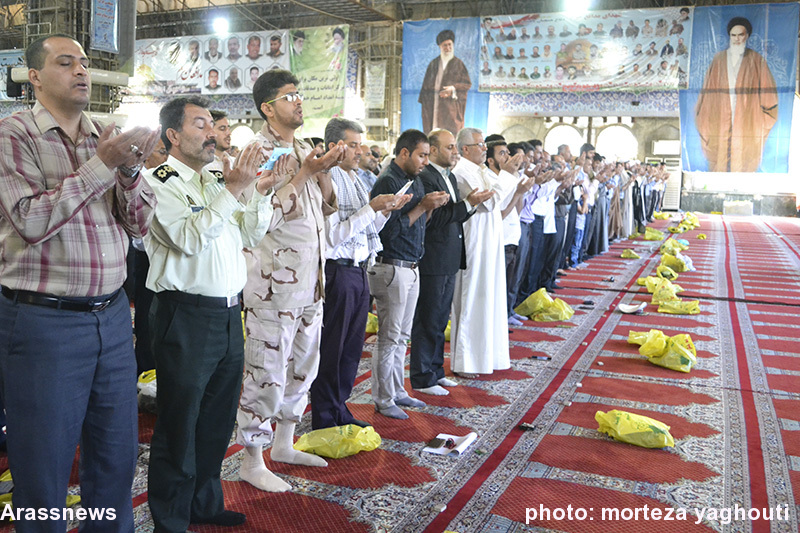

{"left": 450, "top": 129, "right": 522, "bottom": 378}
{"left": 236, "top": 70, "right": 344, "bottom": 492}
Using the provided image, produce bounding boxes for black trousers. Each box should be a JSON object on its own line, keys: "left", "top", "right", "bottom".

{"left": 542, "top": 215, "right": 567, "bottom": 289}
{"left": 133, "top": 249, "right": 155, "bottom": 374}
{"left": 311, "top": 262, "right": 370, "bottom": 429}
{"left": 147, "top": 293, "right": 244, "bottom": 533}
{"left": 410, "top": 273, "right": 456, "bottom": 389}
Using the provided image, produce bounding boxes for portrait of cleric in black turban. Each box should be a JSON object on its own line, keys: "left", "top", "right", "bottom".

{"left": 418, "top": 29, "right": 472, "bottom": 135}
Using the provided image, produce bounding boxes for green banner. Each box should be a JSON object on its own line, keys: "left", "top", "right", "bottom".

{"left": 290, "top": 25, "right": 348, "bottom": 137}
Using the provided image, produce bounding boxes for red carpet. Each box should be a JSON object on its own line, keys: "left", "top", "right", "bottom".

{"left": 4, "top": 215, "right": 799, "bottom": 533}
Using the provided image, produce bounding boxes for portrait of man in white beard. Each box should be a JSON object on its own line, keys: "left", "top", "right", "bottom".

{"left": 418, "top": 29, "right": 472, "bottom": 135}
{"left": 694, "top": 16, "right": 778, "bottom": 172}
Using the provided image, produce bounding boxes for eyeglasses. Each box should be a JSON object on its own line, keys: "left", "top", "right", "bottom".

{"left": 265, "top": 92, "right": 304, "bottom": 105}
{"left": 465, "top": 142, "right": 487, "bottom": 149}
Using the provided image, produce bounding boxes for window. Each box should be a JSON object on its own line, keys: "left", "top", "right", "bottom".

{"left": 544, "top": 125, "right": 584, "bottom": 155}
{"left": 596, "top": 125, "right": 638, "bottom": 161}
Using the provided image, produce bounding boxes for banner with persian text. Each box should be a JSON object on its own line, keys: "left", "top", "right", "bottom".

{"left": 479, "top": 7, "right": 693, "bottom": 92}
{"left": 289, "top": 25, "right": 348, "bottom": 138}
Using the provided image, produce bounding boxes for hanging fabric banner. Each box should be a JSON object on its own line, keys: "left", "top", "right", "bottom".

{"left": 91, "top": 0, "right": 119, "bottom": 54}
{"left": 365, "top": 60, "right": 386, "bottom": 110}
{"left": 479, "top": 7, "right": 693, "bottom": 93}
{"left": 289, "top": 25, "right": 348, "bottom": 138}
{"left": 402, "top": 18, "right": 488, "bottom": 135}
{"left": 130, "top": 31, "right": 290, "bottom": 96}
{"left": 679, "top": 3, "right": 797, "bottom": 173}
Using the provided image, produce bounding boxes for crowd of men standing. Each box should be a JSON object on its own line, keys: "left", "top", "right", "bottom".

{"left": 0, "top": 33, "right": 669, "bottom": 533}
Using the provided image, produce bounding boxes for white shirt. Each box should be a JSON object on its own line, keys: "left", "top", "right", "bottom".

{"left": 326, "top": 166, "right": 388, "bottom": 263}
{"left": 144, "top": 155, "right": 273, "bottom": 298}
{"left": 531, "top": 178, "right": 559, "bottom": 233}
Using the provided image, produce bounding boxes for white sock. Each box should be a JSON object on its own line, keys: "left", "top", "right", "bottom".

{"left": 415, "top": 385, "right": 449, "bottom": 396}
{"left": 239, "top": 446, "right": 291, "bottom": 492}
{"left": 270, "top": 421, "right": 328, "bottom": 467}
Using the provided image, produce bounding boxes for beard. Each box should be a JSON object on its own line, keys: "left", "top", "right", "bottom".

{"left": 440, "top": 50, "right": 454, "bottom": 63}
{"left": 728, "top": 42, "right": 746, "bottom": 58}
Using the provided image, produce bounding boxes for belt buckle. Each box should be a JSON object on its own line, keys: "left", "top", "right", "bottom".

{"left": 227, "top": 294, "right": 240, "bottom": 307}
{"left": 89, "top": 300, "right": 110, "bottom": 312}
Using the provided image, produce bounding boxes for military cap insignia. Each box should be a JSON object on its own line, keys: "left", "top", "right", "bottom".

{"left": 154, "top": 164, "right": 178, "bottom": 183}
{"left": 210, "top": 170, "right": 224, "bottom": 183}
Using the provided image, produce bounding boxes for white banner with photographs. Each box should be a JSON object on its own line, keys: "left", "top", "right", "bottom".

{"left": 131, "top": 31, "right": 290, "bottom": 96}
{"left": 479, "top": 7, "right": 693, "bottom": 92}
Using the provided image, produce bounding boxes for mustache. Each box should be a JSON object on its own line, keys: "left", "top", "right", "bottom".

{"left": 203, "top": 140, "right": 217, "bottom": 149}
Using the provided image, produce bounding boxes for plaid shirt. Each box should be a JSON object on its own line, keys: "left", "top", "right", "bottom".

{"left": 0, "top": 102, "right": 155, "bottom": 297}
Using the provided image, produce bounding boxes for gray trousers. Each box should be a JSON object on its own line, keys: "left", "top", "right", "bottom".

{"left": 368, "top": 263, "right": 419, "bottom": 410}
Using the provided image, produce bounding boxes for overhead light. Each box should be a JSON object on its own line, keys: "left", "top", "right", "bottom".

{"left": 212, "top": 17, "right": 229, "bottom": 36}
{"left": 565, "top": 0, "right": 591, "bottom": 15}
{"left": 230, "top": 124, "right": 255, "bottom": 148}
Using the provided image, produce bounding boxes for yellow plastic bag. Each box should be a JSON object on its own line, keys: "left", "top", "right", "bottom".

{"left": 697, "top": 234, "right": 707, "bottom": 240}
{"left": 628, "top": 330, "right": 697, "bottom": 372}
{"left": 636, "top": 277, "right": 648, "bottom": 286}
{"left": 138, "top": 369, "right": 156, "bottom": 385}
{"left": 628, "top": 231, "right": 641, "bottom": 239}
{"left": 660, "top": 238, "right": 688, "bottom": 255}
{"left": 657, "top": 299, "right": 700, "bottom": 315}
{"left": 644, "top": 227, "right": 665, "bottom": 241}
{"left": 293, "top": 424, "right": 381, "bottom": 459}
{"left": 628, "top": 329, "right": 668, "bottom": 356}
{"left": 656, "top": 264, "right": 678, "bottom": 280}
{"left": 653, "top": 212, "right": 671, "bottom": 220}
{"left": 0, "top": 470, "right": 81, "bottom": 520}
{"left": 660, "top": 253, "right": 687, "bottom": 273}
{"left": 366, "top": 312, "right": 379, "bottom": 334}
{"left": 682, "top": 212, "right": 700, "bottom": 228}
{"left": 595, "top": 410, "right": 675, "bottom": 448}
{"left": 444, "top": 320, "right": 451, "bottom": 342}
{"left": 621, "top": 249, "right": 640, "bottom": 259}
{"left": 533, "top": 298, "right": 575, "bottom": 322}
{"left": 515, "top": 288, "right": 553, "bottom": 317}
{"left": 651, "top": 279, "right": 681, "bottom": 304}
{"left": 668, "top": 226, "right": 684, "bottom": 234}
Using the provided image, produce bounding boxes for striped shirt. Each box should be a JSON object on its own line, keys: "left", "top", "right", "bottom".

{"left": 0, "top": 102, "right": 156, "bottom": 297}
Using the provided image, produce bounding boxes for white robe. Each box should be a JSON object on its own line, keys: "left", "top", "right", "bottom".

{"left": 450, "top": 158, "right": 518, "bottom": 374}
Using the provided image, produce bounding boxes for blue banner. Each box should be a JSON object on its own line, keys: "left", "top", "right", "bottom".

{"left": 401, "top": 18, "right": 488, "bottom": 136}
{"left": 679, "top": 3, "right": 798, "bottom": 173}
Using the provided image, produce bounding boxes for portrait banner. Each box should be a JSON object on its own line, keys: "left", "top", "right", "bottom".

{"left": 290, "top": 25, "right": 348, "bottom": 138}
{"left": 479, "top": 7, "right": 693, "bottom": 93}
{"left": 130, "top": 32, "right": 290, "bottom": 96}
{"left": 679, "top": 3, "right": 798, "bottom": 173}
{"left": 91, "top": 0, "right": 119, "bottom": 54}
{"left": 365, "top": 60, "right": 386, "bottom": 110}
{"left": 402, "top": 18, "right": 488, "bottom": 135}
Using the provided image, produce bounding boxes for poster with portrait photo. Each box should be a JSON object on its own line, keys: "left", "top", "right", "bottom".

{"left": 479, "top": 7, "right": 693, "bottom": 93}
{"left": 401, "top": 18, "right": 488, "bottom": 135}
{"left": 679, "top": 3, "right": 798, "bottom": 173}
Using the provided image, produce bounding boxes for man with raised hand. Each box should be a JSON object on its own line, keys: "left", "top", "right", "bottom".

{"left": 236, "top": 70, "right": 344, "bottom": 492}
{"left": 145, "top": 95, "right": 277, "bottom": 532}
{"left": 370, "top": 129, "right": 450, "bottom": 419}
{"left": 311, "top": 118, "right": 410, "bottom": 428}
{"left": 410, "top": 129, "right": 493, "bottom": 396}
{"left": 0, "top": 34, "right": 158, "bottom": 533}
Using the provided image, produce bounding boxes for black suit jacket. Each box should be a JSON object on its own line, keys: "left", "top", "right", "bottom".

{"left": 418, "top": 164, "right": 472, "bottom": 276}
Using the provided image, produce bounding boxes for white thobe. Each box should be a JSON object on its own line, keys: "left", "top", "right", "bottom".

{"left": 450, "top": 158, "right": 518, "bottom": 374}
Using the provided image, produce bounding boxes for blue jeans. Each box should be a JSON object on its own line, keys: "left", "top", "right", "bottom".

{"left": 571, "top": 228, "right": 585, "bottom": 266}
{"left": 0, "top": 291, "right": 137, "bottom": 533}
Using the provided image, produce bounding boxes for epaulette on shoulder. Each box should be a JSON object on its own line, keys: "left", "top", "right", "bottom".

{"left": 154, "top": 164, "right": 179, "bottom": 183}
{"left": 209, "top": 169, "right": 224, "bottom": 183}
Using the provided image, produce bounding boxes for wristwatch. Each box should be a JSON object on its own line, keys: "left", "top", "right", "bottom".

{"left": 118, "top": 163, "right": 143, "bottom": 178}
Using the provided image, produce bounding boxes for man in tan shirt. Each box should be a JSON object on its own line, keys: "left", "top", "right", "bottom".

{"left": 237, "top": 70, "right": 344, "bottom": 492}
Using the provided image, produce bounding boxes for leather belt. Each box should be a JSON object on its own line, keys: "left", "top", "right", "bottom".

{"left": 327, "top": 258, "right": 368, "bottom": 269}
{"left": 375, "top": 256, "right": 417, "bottom": 269}
{"left": 1, "top": 285, "right": 119, "bottom": 313}
{"left": 159, "top": 290, "right": 241, "bottom": 309}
